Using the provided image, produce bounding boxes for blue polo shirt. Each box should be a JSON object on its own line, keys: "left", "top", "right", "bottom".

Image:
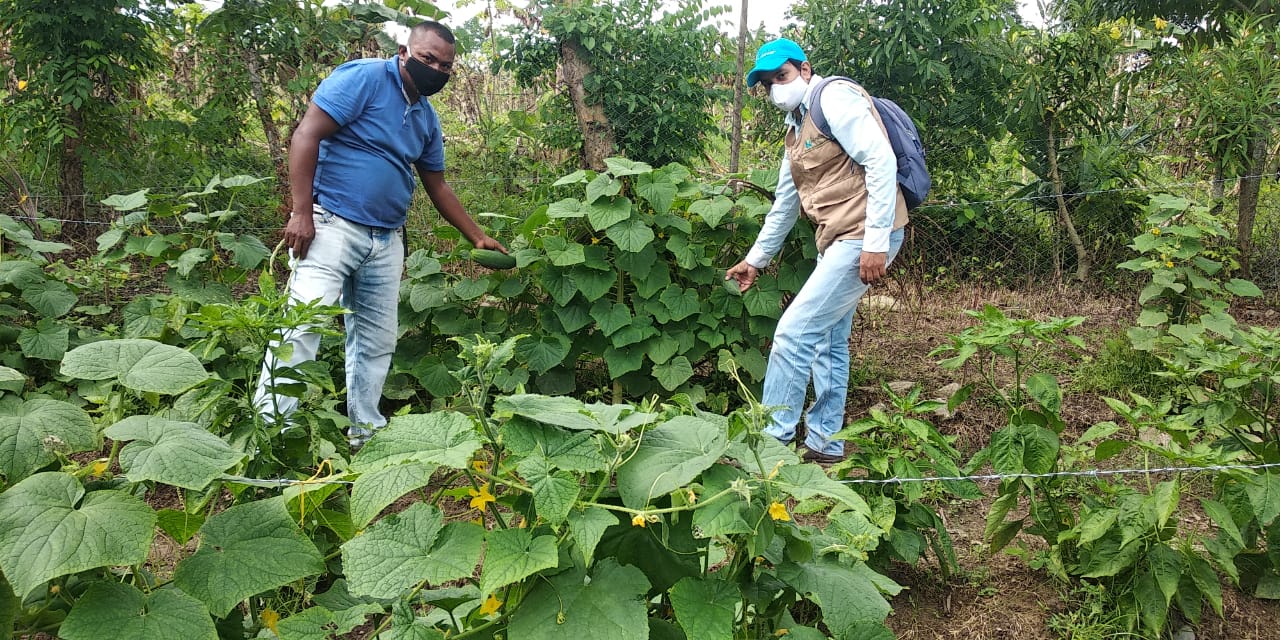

{"left": 310, "top": 57, "right": 445, "bottom": 229}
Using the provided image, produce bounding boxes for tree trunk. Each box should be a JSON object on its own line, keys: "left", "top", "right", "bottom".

{"left": 240, "top": 46, "right": 292, "bottom": 215}
{"left": 729, "top": 0, "right": 748, "bottom": 174}
{"left": 1235, "top": 127, "right": 1269, "bottom": 277}
{"left": 60, "top": 106, "right": 86, "bottom": 223}
{"left": 1210, "top": 160, "right": 1225, "bottom": 216}
{"left": 558, "top": 39, "right": 615, "bottom": 170}
{"left": 1045, "top": 118, "right": 1090, "bottom": 282}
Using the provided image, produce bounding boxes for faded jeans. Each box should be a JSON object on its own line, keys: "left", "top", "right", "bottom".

{"left": 762, "top": 228, "right": 905, "bottom": 457}
{"left": 253, "top": 207, "right": 403, "bottom": 443}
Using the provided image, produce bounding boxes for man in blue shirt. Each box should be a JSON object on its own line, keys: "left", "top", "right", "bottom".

{"left": 254, "top": 21, "right": 506, "bottom": 448}
{"left": 726, "top": 38, "right": 909, "bottom": 464}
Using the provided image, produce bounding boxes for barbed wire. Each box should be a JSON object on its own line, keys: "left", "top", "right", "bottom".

{"left": 838, "top": 462, "right": 1280, "bottom": 485}
{"left": 6, "top": 171, "right": 1276, "bottom": 231}
{"left": 218, "top": 461, "right": 1280, "bottom": 490}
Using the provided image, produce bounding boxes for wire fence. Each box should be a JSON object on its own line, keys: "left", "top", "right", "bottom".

{"left": 218, "top": 461, "right": 1280, "bottom": 490}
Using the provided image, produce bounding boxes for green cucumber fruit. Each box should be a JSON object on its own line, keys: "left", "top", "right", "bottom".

{"left": 470, "top": 248, "right": 516, "bottom": 269}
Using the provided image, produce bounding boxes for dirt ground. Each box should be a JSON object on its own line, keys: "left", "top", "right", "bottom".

{"left": 851, "top": 283, "right": 1280, "bottom": 640}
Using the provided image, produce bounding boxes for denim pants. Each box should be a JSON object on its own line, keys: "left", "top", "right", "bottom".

{"left": 253, "top": 208, "right": 404, "bottom": 442}
{"left": 762, "top": 228, "right": 904, "bottom": 457}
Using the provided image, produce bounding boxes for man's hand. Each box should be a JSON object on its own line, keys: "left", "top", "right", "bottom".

{"left": 859, "top": 251, "right": 888, "bottom": 284}
{"left": 725, "top": 260, "right": 760, "bottom": 293}
{"left": 472, "top": 234, "right": 509, "bottom": 254}
{"left": 283, "top": 213, "right": 317, "bottom": 261}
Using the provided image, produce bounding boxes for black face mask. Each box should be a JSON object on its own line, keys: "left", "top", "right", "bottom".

{"left": 404, "top": 56, "right": 450, "bottom": 97}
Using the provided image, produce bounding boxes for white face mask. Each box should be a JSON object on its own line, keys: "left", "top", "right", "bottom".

{"left": 770, "top": 77, "right": 809, "bottom": 112}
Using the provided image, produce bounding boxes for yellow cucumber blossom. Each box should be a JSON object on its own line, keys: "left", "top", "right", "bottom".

{"left": 16, "top": 80, "right": 28, "bottom": 91}
{"left": 478, "top": 594, "right": 503, "bottom": 616}
{"left": 260, "top": 609, "right": 281, "bottom": 634}
{"left": 1155, "top": 17, "right": 1168, "bottom": 30}
{"left": 468, "top": 485, "right": 496, "bottom": 510}
{"left": 768, "top": 502, "right": 791, "bottom": 522}
{"left": 1150, "top": 227, "right": 1161, "bottom": 235}
{"left": 1165, "top": 261, "right": 1174, "bottom": 268}
{"left": 631, "top": 514, "right": 647, "bottom": 527}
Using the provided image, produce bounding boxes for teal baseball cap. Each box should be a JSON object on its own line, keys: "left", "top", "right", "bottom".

{"left": 746, "top": 38, "right": 807, "bottom": 87}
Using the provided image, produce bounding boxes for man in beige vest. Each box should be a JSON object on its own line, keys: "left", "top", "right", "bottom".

{"left": 726, "top": 38, "right": 908, "bottom": 464}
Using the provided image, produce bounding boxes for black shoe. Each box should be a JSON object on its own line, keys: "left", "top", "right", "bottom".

{"left": 800, "top": 446, "right": 843, "bottom": 465}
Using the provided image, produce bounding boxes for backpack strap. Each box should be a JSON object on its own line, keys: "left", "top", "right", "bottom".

{"left": 807, "top": 75, "right": 860, "bottom": 140}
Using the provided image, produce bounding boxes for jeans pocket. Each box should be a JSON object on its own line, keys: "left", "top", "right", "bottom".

{"left": 313, "top": 204, "right": 336, "bottom": 225}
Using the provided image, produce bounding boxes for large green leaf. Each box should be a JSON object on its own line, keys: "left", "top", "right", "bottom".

{"left": 637, "top": 173, "right": 677, "bottom": 215}
{"left": 687, "top": 197, "right": 733, "bottom": 229}
{"left": 777, "top": 559, "right": 899, "bottom": 636}
{"left": 508, "top": 559, "right": 649, "bottom": 640}
{"left": 218, "top": 234, "right": 270, "bottom": 270}
{"left": 607, "top": 217, "right": 655, "bottom": 252}
{"left": 590, "top": 299, "right": 632, "bottom": 336}
{"left": 60, "top": 583, "right": 216, "bottom": 640}
{"left": 276, "top": 604, "right": 384, "bottom": 640}
{"left": 18, "top": 318, "right": 70, "bottom": 361}
{"left": 515, "top": 334, "right": 571, "bottom": 374}
{"left": 774, "top": 464, "right": 870, "bottom": 515}
{"left": 0, "top": 398, "right": 97, "bottom": 482}
{"left": 588, "top": 195, "right": 632, "bottom": 231}
{"left": 173, "top": 496, "right": 324, "bottom": 617}
{"left": 60, "top": 339, "right": 209, "bottom": 394}
{"left": 479, "top": 528, "right": 559, "bottom": 596}
{"left": 566, "top": 506, "right": 618, "bottom": 564}
{"left": 692, "top": 465, "right": 758, "bottom": 538}
{"left": 0, "top": 473, "right": 154, "bottom": 598}
{"left": 21, "top": 279, "right": 77, "bottom": 318}
{"left": 586, "top": 175, "right": 623, "bottom": 206}
{"left": 496, "top": 394, "right": 655, "bottom": 434}
{"left": 616, "top": 416, "right": 727, "bottom": 509}
{"left": 350, "top": 412, "right": 480, "bottom": 473}
{"left": 1025, "top": 373, "right": 1061, "bottom": 415}
{"left": 1244, "top": 471, "right": 1280, "bottom": 526}
{"left": 604, "top": 157, "right": 653, "bottom": 177}
{"left": 104, "top": 416, "right": 243, "bottom": 490}
{"left": 519, "top": 455, "right": 580, "bottom": 525}
{"left": 652, "top": 356, "right": 694, "bottom": 391}
{"left": 343, "top": 504, "right": 484, "bottom": 599}
{"left": 670, "top": 576, "right": 740, "bottom": 640}
{"left": 349, "top": 461, "right": 435, "bottom": 529}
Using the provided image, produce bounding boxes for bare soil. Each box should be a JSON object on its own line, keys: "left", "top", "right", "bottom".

{"left": 852, "top": 283, "right": 1280, "bottom": 640}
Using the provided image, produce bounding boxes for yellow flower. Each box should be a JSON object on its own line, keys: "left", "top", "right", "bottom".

{"left": 468, "top": 485, "right": 496, "bottom": 510}
{"left": 260, "top": 609, "right": 280, "bottom": 634}
{"left": 90, "top": 460, "right": 109, "bottom": 476}
{"left": 590, "top": 236, "right": 600, "bottom": 244}
{"left": 775, "top": 630, "right": 790, "bottom": 637}
{"left": 768, "top": 502, "right": 790, "bottom": 522}
{"left": 472, "top": 458, "right": 488, "bottom": 473}
{"left": 1155, "top": 17, "right": 1168, "bottom": 30}
{"left": 631, "top": 514, "right": 646, "bottom": 527}
{"left": 16, "top": 80, "right": 28, "bottom": 91}
{"left": 1165, "top": 261, "right": 1174, "bottom": 268}
{"left": 478, "top": 594, "right": 503, "bottom": 616}
{"left": 686, "top": 489, "right": 698, "bottom": 505}
{"left": 1150, "top": 228, "right": 1161, "bottom": 235}
{"left": 1109, "top": 25, "right": 1122, "bottom": 39}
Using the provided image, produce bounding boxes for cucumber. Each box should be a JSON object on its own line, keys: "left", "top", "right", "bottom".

{"left": 470, "top": 248, "right": 516, "bottom": 269}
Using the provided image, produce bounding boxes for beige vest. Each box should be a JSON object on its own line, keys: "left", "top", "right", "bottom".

{"left": 785, "top": 82, "right": 910, "bottom": 254}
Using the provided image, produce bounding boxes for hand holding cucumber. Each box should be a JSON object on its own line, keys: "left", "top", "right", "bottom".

{"left": 469, "top": 234, "right": 515, "bottom": 269}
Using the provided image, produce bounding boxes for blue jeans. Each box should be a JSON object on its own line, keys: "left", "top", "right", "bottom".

{"left": 762, "top": 228, "right": 904, "bottom": 457}
{"left": 253, "top": 208, "right": 404, "bottom": 443}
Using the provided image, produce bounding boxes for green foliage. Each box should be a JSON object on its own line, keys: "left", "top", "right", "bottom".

{"left": 792, "top": 0, "right": 1020, "bottom": 179}
{"left": 831, "top": 384, "right": 979, "bottom": 579}
{"left": 396, "top": 159, "right": 788, "bottom": 402}
{"left": 503, "top": 0, "right": 732, "bottom": 166}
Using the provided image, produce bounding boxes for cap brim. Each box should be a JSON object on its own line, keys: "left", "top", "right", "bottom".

{"left": 746, "top": 60, "right": 784, "bottom": 87}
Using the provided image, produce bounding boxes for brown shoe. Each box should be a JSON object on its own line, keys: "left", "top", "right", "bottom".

{"left": 800, "top": 446, "right": 843, "bottom": 465}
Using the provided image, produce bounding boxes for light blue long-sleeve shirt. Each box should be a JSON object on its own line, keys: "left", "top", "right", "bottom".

{"left": 745, "top": 74, "right": 899, "bottom": 268}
